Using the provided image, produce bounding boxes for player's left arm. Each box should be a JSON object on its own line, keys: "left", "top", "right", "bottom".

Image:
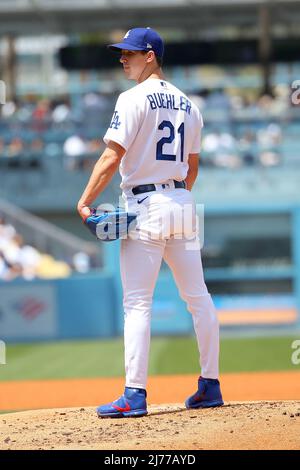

{"left": 185, "top": 153, "right": 199, "bottom": 191}
{"left": 77, "top": 140, "right": 125, "bottom": 220}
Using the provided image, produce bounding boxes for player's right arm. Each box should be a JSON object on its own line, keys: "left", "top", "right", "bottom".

{"left": 185, "top": 153, "right": 199, "bottom": 190}
{"left": 77, "top": 140, "right": 125, "bottom": 220}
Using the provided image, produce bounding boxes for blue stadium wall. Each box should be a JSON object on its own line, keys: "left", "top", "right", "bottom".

{"left": 0, "top": 243, "right": 299, "bottom": 343}
{"left": 1, "top": 200, "right": 300, "bottom": 342}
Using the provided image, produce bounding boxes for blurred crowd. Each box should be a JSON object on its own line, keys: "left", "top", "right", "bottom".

{"left": 0, "top": 92, "right": 114, "bottom": 130}
{"left": 0, "top": 92, "right": 109, "bottom": 169}
{"left": 200, "top": 123, "right": 282, "bottom": 168}
{"left": 0, "top": 216, "right": 92, "bottom": 282}
{"left": 189, "top": 84, "right": 291, "bottom": 117}
{"left": 0, "top": 85, "right": 298, "bottom": 169}
{"left": 188, "top": 86, "right": 293, "bottom": 168}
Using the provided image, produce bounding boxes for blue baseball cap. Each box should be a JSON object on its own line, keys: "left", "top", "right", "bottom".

{"left": 108, "top": 27, "right": 164, "bottom": 58}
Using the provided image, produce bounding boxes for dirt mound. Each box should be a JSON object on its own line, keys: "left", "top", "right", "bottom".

{"left": 1, "top": 401, "right": 300, "bottom": 450}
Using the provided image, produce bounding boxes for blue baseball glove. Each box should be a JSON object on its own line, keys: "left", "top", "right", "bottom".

{"left": 84, "top": 208, "right": 137, "bottom": 242}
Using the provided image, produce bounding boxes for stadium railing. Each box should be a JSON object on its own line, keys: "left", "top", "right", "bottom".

{"left": 0, "top": 198, "right": 101, "bottom": 269}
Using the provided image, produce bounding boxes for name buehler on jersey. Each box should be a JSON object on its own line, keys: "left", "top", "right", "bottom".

{"left": 104, "top": 79, "right": 203, "bottom": 190}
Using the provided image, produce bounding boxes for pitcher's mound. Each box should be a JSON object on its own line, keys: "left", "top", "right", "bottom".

{"left": 1, "top": 401, "right": 299, "bottom": 450}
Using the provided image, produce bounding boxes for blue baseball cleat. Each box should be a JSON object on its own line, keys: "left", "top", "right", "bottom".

{"left": 185, "top": 376, "right": 224, "bottom": 409}
{"left": 97, "top": 387, "right": 148, "bottom": 418}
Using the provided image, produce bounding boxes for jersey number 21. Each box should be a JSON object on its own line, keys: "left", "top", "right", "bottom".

{"left": 156, "top": 120, "right": 184, "bottom": 162}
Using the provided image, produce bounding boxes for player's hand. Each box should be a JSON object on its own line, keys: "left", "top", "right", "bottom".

{"left": 77, "top": 202, "right": 92, "bottom": 221}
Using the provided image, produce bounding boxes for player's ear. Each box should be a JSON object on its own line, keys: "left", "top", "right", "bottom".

{"left": 146, "top": 50, "right": 155, "bottom": 63}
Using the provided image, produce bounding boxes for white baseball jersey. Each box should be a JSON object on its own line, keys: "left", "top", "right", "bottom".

{"left": 103, "top": 78, "right": 203, "bottom": 189}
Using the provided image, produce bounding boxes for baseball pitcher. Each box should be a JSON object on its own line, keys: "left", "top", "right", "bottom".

{"left": 77, "top": 27, "right": 223, "bottom": 418}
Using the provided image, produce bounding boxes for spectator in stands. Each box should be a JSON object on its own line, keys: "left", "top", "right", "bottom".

{"left": 259, "top": 150, "right": 281, "bottom": 167}
{"left": 238, "top": 130, "right": 257, "bottom": 166}
{"left": 19, "top": 244, "right": 42, "bottom": 280}
{"left": 229, "top": 93, "right": 245, "bottom": 112}
{"left": 72, "top": 251, "right": 90, "bottom": 273}
{"left": 32, "top": 98, "right": 50, "bottom": 131}
{"left": 204, "top": 132, "right": 220, "bottom": 150}
{"left": 1, "top": 101, "right": 17, "bottom": 121}
{"left": 3, "top": 260, "right": 23, "bottom": 281}
{"left": 4, "top": 233, "right": 24, "bottom": 267}
{"left": 222, "top": 133, "right": 240, "bottom": 166}
{"left": 30, "top": 138, "right": 44, "bottom": 156}
{"left": 0, "top": 217, "right": 16, "bottom": 245}
{"left": 80, "top": 138, "right": 104, "bottom": 170}
{"left": 257, "top": 123, "right": 282, "bottom": 167}
{"left": 15, "top": 100, "right": 33, "bottom": 124}
{"left": 63, "top": 134, "right": 87, "bottom": 170}
{"left": 0, "top": 252, "right": 6, "bottom": 279}
{"left": 242, "top": 152, "right": 256, "bottom": 166}
{"left": 202, "top": 131, "right": 241, "bottom": 168}
{"left": 52, "top": 100, "right": 71, "bottom": 126}
{"left": 6, "top": 138, "right": 24, "bottom": 157}
{"left": 0, "top": 219, "right": 22, "bottom": 280}
{"left": 273, "top": 84, "right": 290, "bottom": 113}
{"left": 0, "top": 216, "right": 72, "bottom": 281}
{"left": 0, "top": 253, "right": 23, "bottom": 281}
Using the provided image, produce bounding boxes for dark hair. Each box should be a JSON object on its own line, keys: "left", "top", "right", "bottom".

{"left": 156, "top": 56, "right": 163, "bottom": 67}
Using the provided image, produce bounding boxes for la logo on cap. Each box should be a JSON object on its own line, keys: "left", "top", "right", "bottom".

{"left": 124, "top": 30, "right": 131, "bottom": 39}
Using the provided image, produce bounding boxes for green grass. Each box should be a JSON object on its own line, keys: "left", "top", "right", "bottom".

{"left": 0, "top": 336, "right": 299, "bottom": 382}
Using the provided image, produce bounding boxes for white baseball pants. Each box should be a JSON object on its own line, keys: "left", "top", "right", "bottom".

{"left": 121, "top": 185, "right": 220, "bottom": 389}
